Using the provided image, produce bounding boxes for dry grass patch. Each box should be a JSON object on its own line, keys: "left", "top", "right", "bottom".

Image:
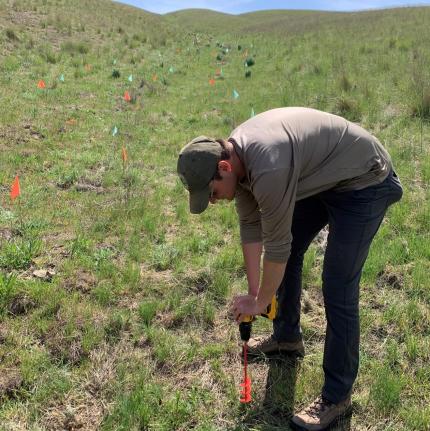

{"left": 38, "top": 302, "right": 106, "bottom": 366}
{"left": 40, "top": 390, "right": 105, "bottom": 431}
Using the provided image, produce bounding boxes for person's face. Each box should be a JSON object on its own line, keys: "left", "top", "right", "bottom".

{"left": 209, "top": 162, "right": 237, "bottom": 204}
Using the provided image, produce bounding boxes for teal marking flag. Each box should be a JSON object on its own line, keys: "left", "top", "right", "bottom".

{"left": 169, "top": 66, "right": 174, "bottom": 73}
{"left": 59, "top": 74, "right": 65, "bottom": 82}
{"left": 112, "top": 126, "right": 118, "bottom": 136}
{"left": 128, "top": 75, "right": 133, "bottom": 82}
{"left": 233, "top": 89, "right": 239, "bottom": 99}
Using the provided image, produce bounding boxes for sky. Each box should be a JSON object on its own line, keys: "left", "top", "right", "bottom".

{"left": 114, "top": 0, "right": 430, "bottom": 14}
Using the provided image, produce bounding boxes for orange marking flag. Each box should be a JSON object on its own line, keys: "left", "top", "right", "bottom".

{"left": 37, "top": 80, "right": 46, "bottom": 89}
{"left": 123, "top": 91, "right": 131, "bottom": 102}
{"left": 10, "top": 176, "right": 20, "bottom": 200}
{"left": 152, "top": 74, "right": 158, "bottom": 82}
{"left": 209, "top": 78, "right": 215, "bottom": 86}
{"left": 121, "top": 146, "right": 128, "bottom": 163}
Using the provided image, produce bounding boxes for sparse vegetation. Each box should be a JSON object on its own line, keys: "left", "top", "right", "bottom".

{"left": 5, "top": 27, "right": 19, "bottom": 41}
{"left": 61, "top": 40, "right": 90, "bottom": 55}
{"left": 0, "top": 1, "right": 429, "bottom": 430}
{"left": 0, "top": 272, "right": 17, "bottom": 315}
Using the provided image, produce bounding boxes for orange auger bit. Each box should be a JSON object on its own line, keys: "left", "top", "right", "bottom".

{"left": 240, "top": 376, "right": 251, "bottom": 403}
{"left": 240, "top": 343, "right": 252, "bottom": 403}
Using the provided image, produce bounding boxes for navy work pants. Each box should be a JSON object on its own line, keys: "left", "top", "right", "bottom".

{"left": 273, "top": 170, "right": 403, "bottom": 403}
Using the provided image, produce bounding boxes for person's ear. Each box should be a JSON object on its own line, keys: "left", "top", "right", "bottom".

{"left": 218, "top": 160, "right": 232, "bottom": 172}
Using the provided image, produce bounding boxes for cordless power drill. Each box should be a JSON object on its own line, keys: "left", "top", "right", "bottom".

{"left": 239, "top": 295, "right": 278, "bottom": 342}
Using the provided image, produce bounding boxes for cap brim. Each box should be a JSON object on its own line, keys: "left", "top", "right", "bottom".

{"left": 189, "top": 186, "right": 210, "bottom": 214}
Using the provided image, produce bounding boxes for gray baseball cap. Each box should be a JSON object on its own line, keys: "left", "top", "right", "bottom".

{"left": 177, "top": 136, "right": 222, "bottom": 214}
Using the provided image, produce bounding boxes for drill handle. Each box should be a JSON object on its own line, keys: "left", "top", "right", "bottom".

{"left": 260, "top": 295, "right": 277, "bottom": 320}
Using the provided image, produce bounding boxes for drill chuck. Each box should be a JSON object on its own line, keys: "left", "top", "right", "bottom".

{"left": 237, "top": 296, "right": 277, "bottom": 342}
{"left": 239, "top": 321, "right": 252, "bottom": 342}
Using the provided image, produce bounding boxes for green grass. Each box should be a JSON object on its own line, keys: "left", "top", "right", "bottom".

{"left": 0, "top": 1, "right": 429, "bottom": 429}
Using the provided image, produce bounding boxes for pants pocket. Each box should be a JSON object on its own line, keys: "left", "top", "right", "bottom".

{"left": 386, "top": 170, "right": 403, "bottom": 207}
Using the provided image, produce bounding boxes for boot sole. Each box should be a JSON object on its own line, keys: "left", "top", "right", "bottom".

{"left": 289, "top": 406, "right": 353, "bottom": 431}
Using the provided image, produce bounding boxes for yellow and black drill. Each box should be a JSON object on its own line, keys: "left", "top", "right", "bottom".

{"left": 239, "top": 295, "right": 278, "bottom": 342}
{"left": 238, "top": 295, "right": 278, "bottom": 403}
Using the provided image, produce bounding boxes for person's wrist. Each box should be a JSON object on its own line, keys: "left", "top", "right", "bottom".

{"left": 255, "top": 295, "right": 268, "bottom": 313}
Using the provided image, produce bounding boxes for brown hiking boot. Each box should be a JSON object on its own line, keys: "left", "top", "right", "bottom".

{"left": 247, "top": 335, "right": 305, "bottom": 357}
{"left": 291, "top": 395, "right": 352, "bottom": 430}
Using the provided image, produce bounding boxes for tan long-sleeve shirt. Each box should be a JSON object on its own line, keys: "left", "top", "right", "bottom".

{"left": 229, "top": 107, "right": 392, "bottom": 263}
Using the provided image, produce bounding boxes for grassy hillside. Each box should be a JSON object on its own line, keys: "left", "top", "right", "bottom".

{"left": 166, "top": 8, "right": 246, "bottom": 34}
{"left": 167, "top": 7, "right": 429, "bottom": 37}
{"left": 0, "top": 1, "right": 429, "bottom": 430}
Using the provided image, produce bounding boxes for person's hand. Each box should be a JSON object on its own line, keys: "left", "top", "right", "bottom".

{"left": 229, "top": 294, "right": 266, "bottom": 323}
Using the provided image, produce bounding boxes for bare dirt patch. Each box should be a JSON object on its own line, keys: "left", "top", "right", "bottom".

{"left": 0, "top": 124, "right": 45, "bottom": 154}
{"left": 0, "top": 368, "right": 24, "bottom": 400}
{"left": 140, "top": 263, "right": 177, "bottom": 286}
{"left": 42, "top": 231, "right": 73, "bottom": 262}
{"left": 40, "top": 313, "right": 88, "bottom": 365}
{"left": 183, "top": 270, "right": 212, "bottom": 294}
{"left": 0, "top": 324, "right": 7, "bottom": 344}
{"left": 43, "top": 329, "right": 86, "bottom": 365}
{"left": 8, "top": 294, "right": 37, "bottom": 316}
{"left": 153, "top": 310, "right": 186, "bottom": 329}
{"left": 6, "top": 10, "right": 41, "bottom": 29}
{"left": 61, "top": 270, "right": 97, "bottom": 294}
{"left": 0, "top": 125, "right": 30, "bottom": 147}
{"left": 87, "top": 162, "right": 108, "bottom": 176}
{"left": 32, "top": 267, "right": 56, "bottom": 282}
{"left": 376, "top": 266, "right": 404, "bottom": 289}
{"left": 56, "top": 175, "right": 106, "bottom": 193}
{"left": 0, "top": 228, "right": 20, "bottom": 241}
{"left": 74, "top": 177, "right": 106, "bottom": 194}
{"left": 202, "top": 108, "right": 222, "bottom": 120}
{"left": 134, "top": 334, "right": 150, "bottom": 349}
{"left": 24, "top": 124, "right": 45, "bottom": 140}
